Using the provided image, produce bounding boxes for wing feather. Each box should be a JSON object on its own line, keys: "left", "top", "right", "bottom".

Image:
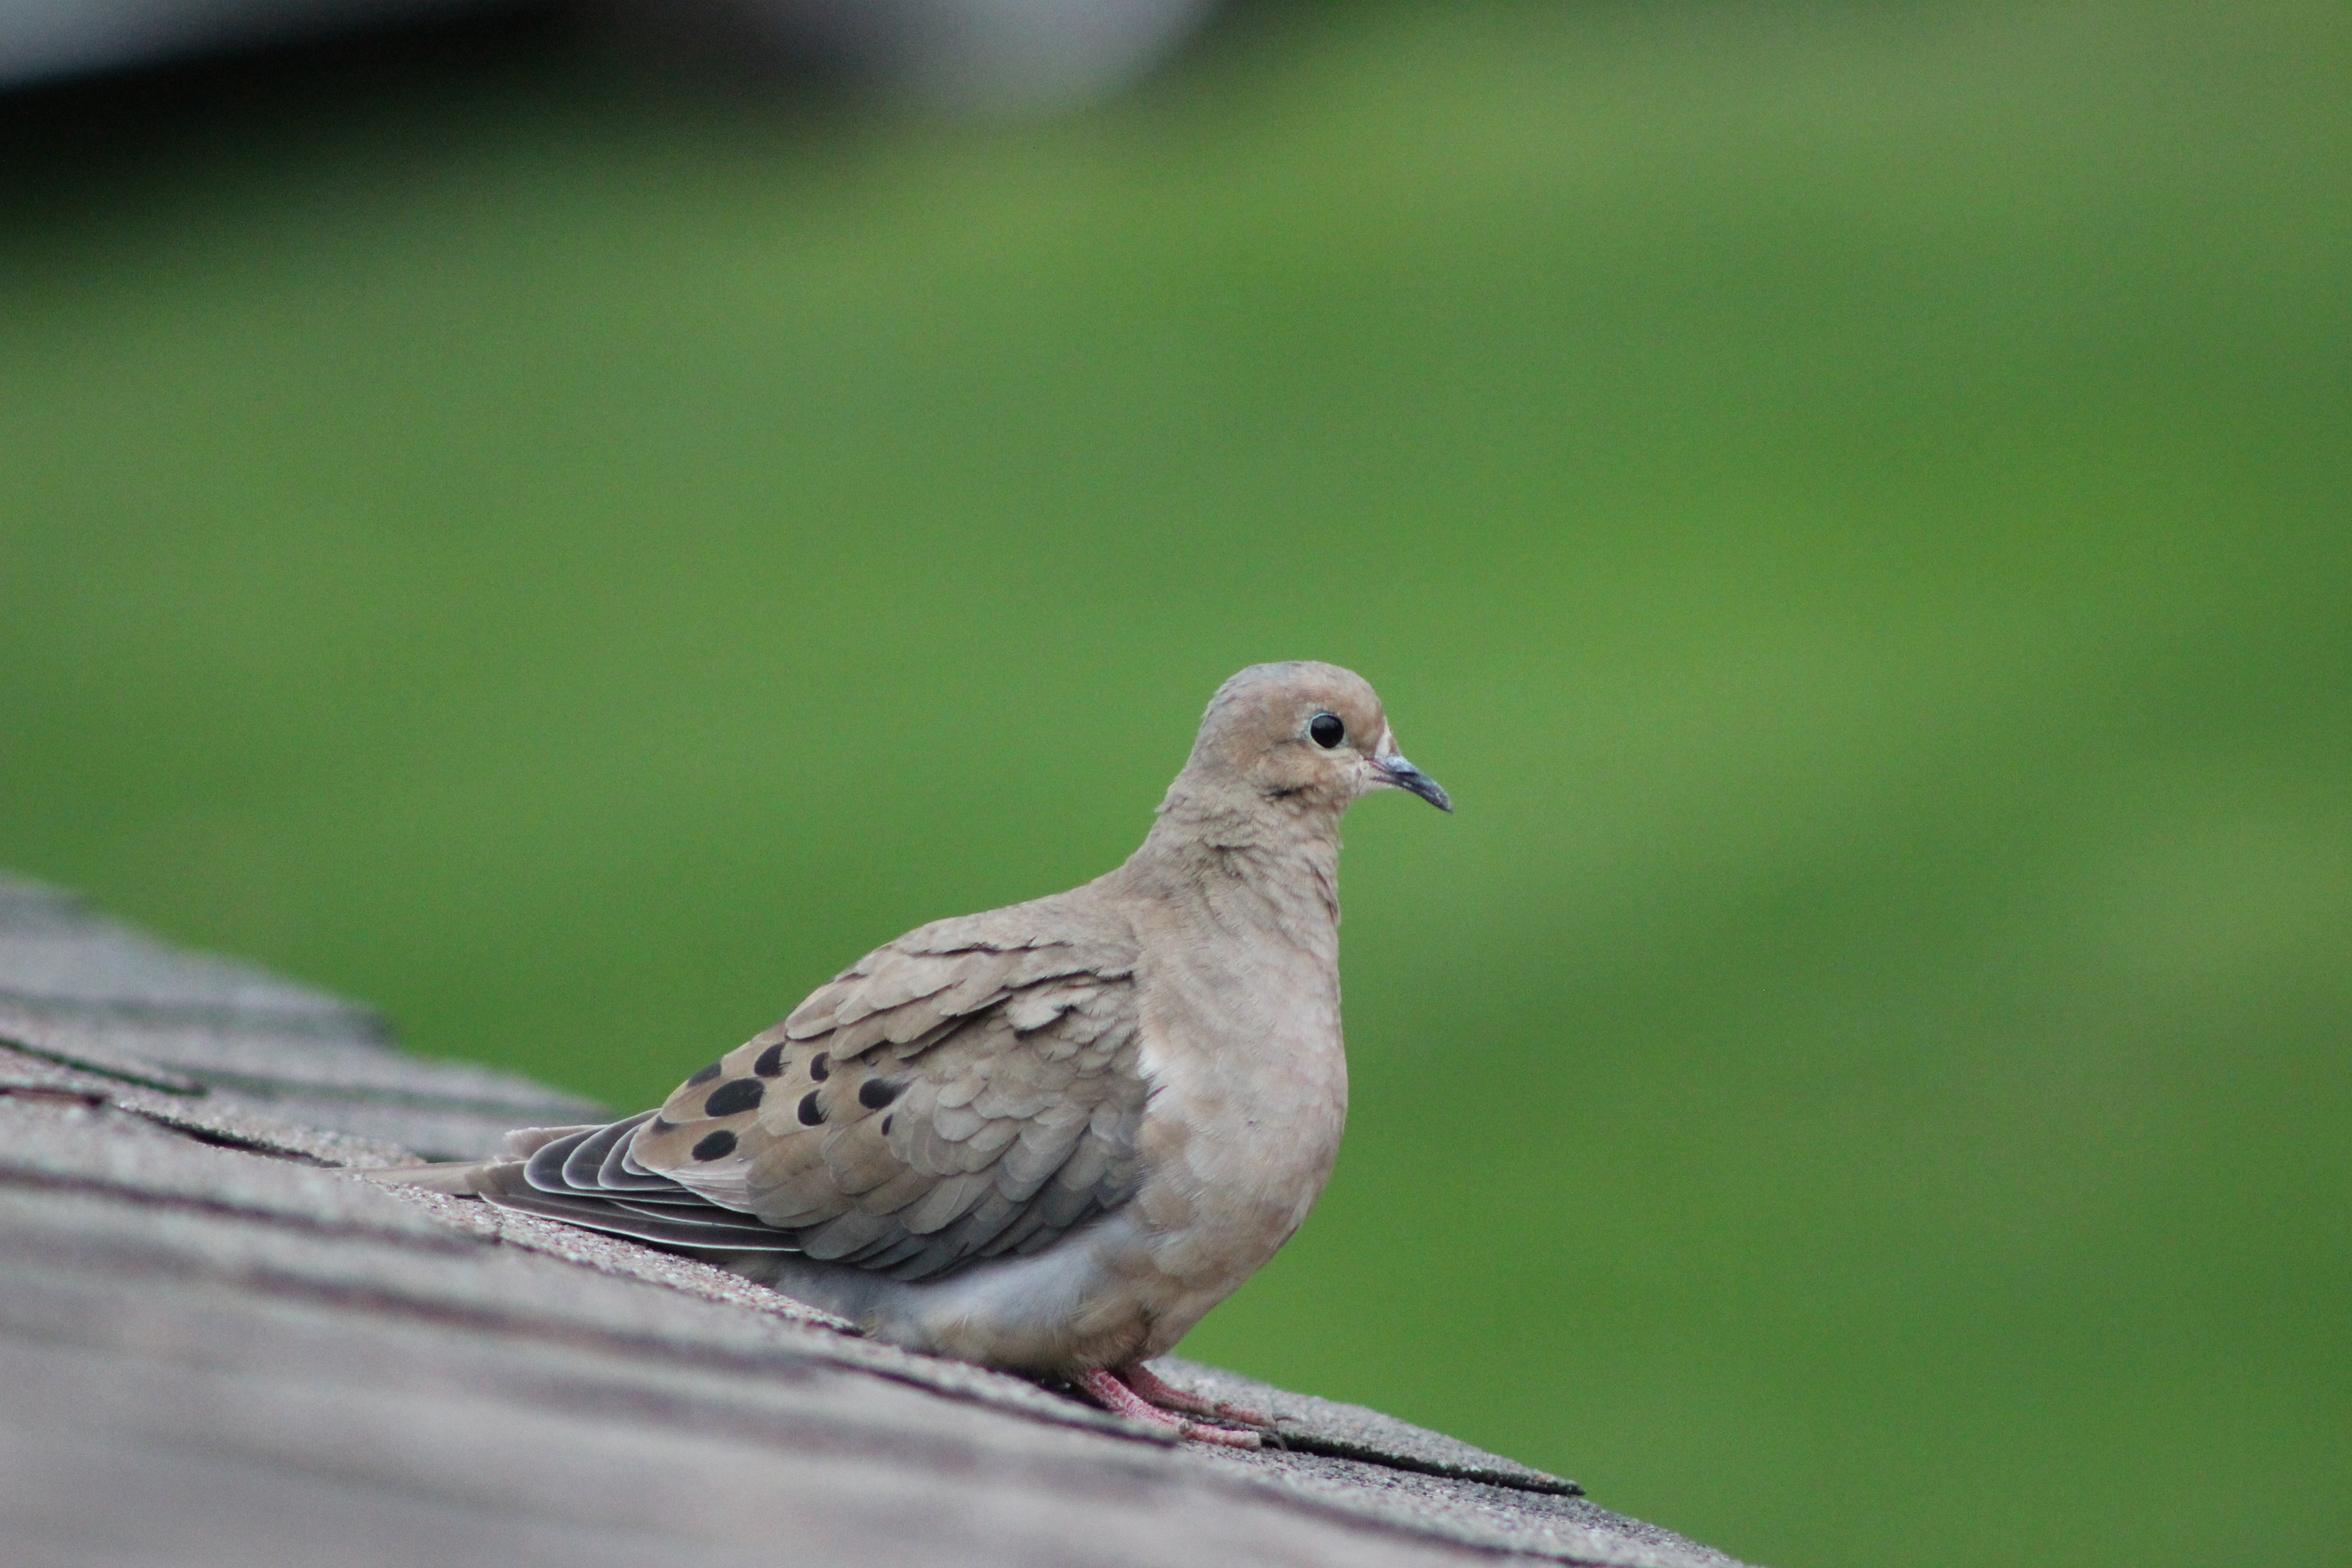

{"left": 471, "top": 908, "right": 1148, "bottom": 1286}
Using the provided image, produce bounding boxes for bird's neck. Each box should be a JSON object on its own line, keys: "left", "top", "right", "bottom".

{"left": 1117, "top": 781, "right": 1343, "bottom": 954}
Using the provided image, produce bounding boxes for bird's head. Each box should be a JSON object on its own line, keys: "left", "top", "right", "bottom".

{"left": 1178, "top": 661, "right": 1452, "bottom": 819}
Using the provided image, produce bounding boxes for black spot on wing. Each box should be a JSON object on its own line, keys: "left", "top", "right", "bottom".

{"left": 857, "top": 1078, "right": 905, "bottom": 1110}
{"left": 685, "top": 1061, "right": 724, "bottom": 1087}
{"left": 691, "top": 1129, "right": 738, "bottom": 1161}
{"left": 754, "top": 1042, "right": 787, "bottom": 1077}
{"left": 797, "top": 1090, "right": 825, "bottom": 1126}
{"left": 809, "top": 1052, "right": 831, "bottom": 1081}
{"left": 703, "top": 1078, "right": 764, "bottom": 1117}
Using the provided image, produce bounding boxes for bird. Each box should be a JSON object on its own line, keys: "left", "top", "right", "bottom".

{"left": 370, "top": 662, "right": 1450, "bottom": 1444}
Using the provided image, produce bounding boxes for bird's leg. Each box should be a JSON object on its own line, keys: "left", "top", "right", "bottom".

{"left": 1075, "top": 1368, "right": 1262, "bottom": 1448}
{"left": 1116, "top": 1361, "right": 1278, "bottom": 1431}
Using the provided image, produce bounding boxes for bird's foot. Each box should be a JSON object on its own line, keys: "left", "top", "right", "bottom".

{"left": 1075, "top": 1367, "right": 1264, "bottom": 1448}
{"left": 1117, "top": 1361, "right": 1279, "bottom": 1431}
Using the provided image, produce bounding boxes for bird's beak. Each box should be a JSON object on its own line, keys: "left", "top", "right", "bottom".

{"left": 1372, "top": 749, "right": 1453, "bottom": 813}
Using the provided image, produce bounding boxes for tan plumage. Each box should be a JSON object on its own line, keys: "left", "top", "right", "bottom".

{"left": 630, "top": 911, "right": 1148, "bottom": 1278}
{"left": 374, "top": 662, "right": 1450, "bottom": 1442}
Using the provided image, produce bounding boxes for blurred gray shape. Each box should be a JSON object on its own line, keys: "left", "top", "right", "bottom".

{"left": 734, "top": 0, "right": 1222, "bottom": 111}
{"left": 0, "top": 0, "right": 477, "bottom": 85}
{"left": 0, "top": 0, "right": 1225, "bottom": 111}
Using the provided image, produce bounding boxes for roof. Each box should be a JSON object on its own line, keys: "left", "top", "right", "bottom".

{"left": 0, "top": 870, "right": 1751, "bottom": 1568}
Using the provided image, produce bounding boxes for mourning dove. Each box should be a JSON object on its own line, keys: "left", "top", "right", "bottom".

{"left": 375, "top": 662, "right": 1450, "bottom": 1444}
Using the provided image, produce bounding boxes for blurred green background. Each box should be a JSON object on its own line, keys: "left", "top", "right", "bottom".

{"left": 3, "top": 2, "right": 2347, "bottom": 1564}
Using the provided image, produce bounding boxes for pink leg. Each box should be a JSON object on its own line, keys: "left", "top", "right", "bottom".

{"left": 1117, "top": 1362, "right": 1277, "bottom": 1431}
{"left": 1075, "top": 1368, "right": 1262, "bottom": 1448}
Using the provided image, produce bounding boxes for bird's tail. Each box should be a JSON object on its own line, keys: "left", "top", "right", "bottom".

{"left": 352, "top": 1124, "right": 604, "bottom": 1196}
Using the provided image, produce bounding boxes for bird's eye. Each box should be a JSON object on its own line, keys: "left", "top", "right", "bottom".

{"left": 1309, "top": 713, "right": 1346, "bottom": 749}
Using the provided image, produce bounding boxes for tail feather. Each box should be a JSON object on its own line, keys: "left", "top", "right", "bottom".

{"left": 503, "top": 1123, "right": 605, "bottom": 1157}
{"left": 350, "top": 1122, "right": 605, "bottom": 1196}
{"left": 360, "top": 1114, "right": 807, "bottom": 1256}
{"left": 474, "top": 1148, "right": 801, "bottom": 1250}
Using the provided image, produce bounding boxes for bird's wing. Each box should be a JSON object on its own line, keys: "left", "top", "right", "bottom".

{"left": 485, "top": 899, "right": 1150, "bottom": 1284}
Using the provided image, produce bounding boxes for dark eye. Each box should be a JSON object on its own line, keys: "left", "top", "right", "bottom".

{"left": 1309, "top": 713, "right": 1345, "bottom": 749}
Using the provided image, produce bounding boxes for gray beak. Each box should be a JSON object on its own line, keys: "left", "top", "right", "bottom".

{"left": 1375, "top": 754, "right": 1453, "bottom": 813}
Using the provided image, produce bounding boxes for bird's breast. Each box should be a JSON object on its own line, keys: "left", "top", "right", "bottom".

{"left": 1123, "top": 926, "right": 1348, "bottom": 1332}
